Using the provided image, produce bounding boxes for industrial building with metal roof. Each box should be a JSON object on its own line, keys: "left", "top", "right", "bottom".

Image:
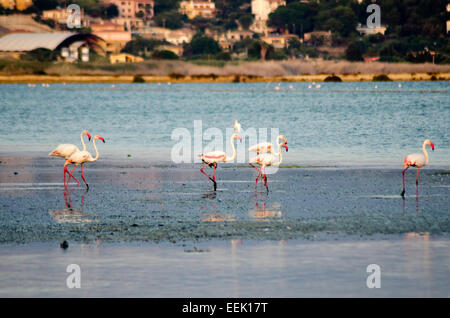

{"left": 0, "top": 32, "right": 106, "bottom": 54}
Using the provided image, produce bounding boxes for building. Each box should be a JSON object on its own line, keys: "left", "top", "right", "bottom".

{"left": 101, "top": 0, "right": 154, "bottom": 19}
{"left": 165, "top": 28, "right": 196, "bottom": 45}
{"left": 179, "top": 0, "right": 216, "bottom": 19}
{"left": 250, "top": 0, "right": 285, "bottom": 34}
{"left": 207, "top": 29, "right": 254, "bottom": 51}
{"left": 356, "top": 23, "right": 387, "bottom": 36}
{"left": 42, "top": 8, "right": 90, "bottom": 28}
{"left": 156, "top": 44, "right": 183, "bottom": 56}
{"left": 109, "top": 52, "right": 143, "bottom": 63}
{"left": 141, "top": 27, "right": 195, "bottom": 46}
{"left": 90, "top": 21, "right": 132, "bottom": 54}
{"left": 0, "top": 0, "right": 32, "bottom": 11}
{"left": 101, "top": 0, "right": 154, "bottom": 31}
{"left": 0, "top": 32, "right": 106, "bottom": 60}
{"left": 261, "top": 33, "right": 299, "bottom": 49}
{"left": 447, "top": 4, "right": 450, "bottom": 34}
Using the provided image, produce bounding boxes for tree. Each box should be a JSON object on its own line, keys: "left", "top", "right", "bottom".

{"left": 32, "top": 0, "right": 58, "bottom": 11}
{"left": 21, "top": 48, "right": 57, "bottom": 62}
{"left": 105, "top": 4, "right": 119, "bottom": 19}
{"left": 238, "top": 14, "right": 253, "bottom": 30}
{"left": 183, "top": 33, "right": 221, "bottom": 57}
{"left": 345, "top": 42, "right": 363, "bottom": 61}
{"left": 154, "top": 10, "right": 185, "bottom": 29}
{"left": 121, "top": 37, "right": 163, "bottom": 58}
{"left": 268, "top": 2, "right": 318, "bottom": 35}
{"left": 154, "top": 0, "right": 180, "bottom": 14}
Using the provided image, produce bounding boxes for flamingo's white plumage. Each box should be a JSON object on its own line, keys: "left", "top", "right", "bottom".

{"left": 199, "top": 132, "right": 242, "bottom": 191}
{"left": 49, "top": 130, "right": 91, "bottom": 185}
{"left": 65, "top": 135, "right": 105, "bottom": 189}
{"left": 248, "top": 135, "right": 287, "bottom": 155}
{"left": 249, "top": 140, "right": 288, "bottom": 192}
{"left": 401, "top": 139, "right": 435, "bottom": 197}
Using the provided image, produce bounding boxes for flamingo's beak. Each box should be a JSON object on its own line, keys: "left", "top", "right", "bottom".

{"left": 431, "top": 143, "right": 435, "bottom": 151}
{"left": 87, "top": 132, "right": 91, "bottom": 141}
{"left": 237, "top": 136, "right": 242, "bottom": 142}
{"left": 98, "top": 136, "right": 105, "bottom": 143}
{"left": 284, "top": 144, "right": 288, "bottom": 152}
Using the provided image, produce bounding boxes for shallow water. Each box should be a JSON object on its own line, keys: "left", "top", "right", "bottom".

{"left": 0, "top": 82, "right": 449, "bottom": 166}
{"left": 0, "top": 238, "right": 449, "bottom": 297}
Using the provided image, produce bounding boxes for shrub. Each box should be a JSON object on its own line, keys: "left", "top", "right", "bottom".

{"left": 132, "top": 75, "right": 145, "bottom": 83}
{"left": 372, "top": 74, "right": 392, "bottom": 81}
{"left": 324, "top": 75, "right": 342, "bottom": 82}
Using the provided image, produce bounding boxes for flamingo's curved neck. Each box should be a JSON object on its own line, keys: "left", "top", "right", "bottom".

{"left": 90, "top": 138, "right": 100, "bottom": 162}
{"left": 422, "top": 141, "right": 429, "bottom": 165}
{"left": 80, "top": 132, "right": 87, "bottom": 151}
{"left": 273, "top": 135, "right": 283, "bottom": 155}
{"left": 225, "top": 136, "right": 237, "bottom": 162}
{"left": 275, "top": 142, "right": 284, "bottom": 166}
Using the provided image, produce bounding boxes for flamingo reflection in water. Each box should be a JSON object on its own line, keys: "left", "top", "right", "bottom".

{"left": 49, "top": 189, "right": 92, "bottom": 223}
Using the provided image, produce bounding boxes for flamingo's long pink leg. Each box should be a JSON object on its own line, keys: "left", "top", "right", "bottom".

{"left": 212, "top": 163, "right": 217, "bottom": 191}
{"left": 80, "top": 164, "right": 89, "bottom": 190}
{"left": 65, "top": 164, "right": 81, "bottom": 186}
{"left": 66, "top": 164, "right": 79, "bottom": 187}
{"left": 201, "top": 163, "right": 216, "bottom": 190}
{"left": 249, "top": 163, "right": 262, "bottom": 191}
{"left": 416, "top": 168, "right": 420, "bottom": 195}
{"left": 401, "top": 166, "right": 409, "bottom": 197}
{"left": 262, "top": 166, "right": 269, "bottom": 193}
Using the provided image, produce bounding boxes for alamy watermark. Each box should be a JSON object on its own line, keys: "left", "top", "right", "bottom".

{"left": 366, "top": 3, "right": 381, "bottom": 28}
{"left": 66, "top": 264, "right": 81, "bottom": 289}
{"left": 66, "top": 4, "right": 81, "bottom": 29}
{"left": 366, "top": 264, "right": 381, "bottom": 289}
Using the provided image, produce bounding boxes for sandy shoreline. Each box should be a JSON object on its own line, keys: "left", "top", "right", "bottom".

{"left": 0, "top": 72, "right": 449, "bottom": 83}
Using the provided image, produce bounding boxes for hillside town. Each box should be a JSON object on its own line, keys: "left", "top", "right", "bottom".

{"left": 0, "top": 0, "right": 448, "bottom": 66}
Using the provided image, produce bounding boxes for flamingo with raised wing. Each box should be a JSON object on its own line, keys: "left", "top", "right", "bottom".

{"left": 49, "top": 130, "right": 91, "bottom": 185}
{"left": 65, "top": 135, "right": 105, "bottom": 190}
{"left": 401, "top": 139, "right": 435, "bottom": 197}
{"left": 249, "top": 140, "right": 288, "bottom": 193}
{"left": 199, "top": 133, "right": 242, "bottom": 191}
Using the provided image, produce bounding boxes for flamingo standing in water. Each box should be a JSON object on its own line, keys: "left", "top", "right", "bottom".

{"left": 65, "top": 135, "right": 105, "bottom": 190}
{"left": 49, "top": 130, "right": 91, "bottom": 185}
{"left": 249, "top": 140, "right": 288, "bottom": 193}
{"left": 199, "top": 133, "right": 242, "bottom": 191}
{"left": 401, "top": 139, "right": 435, "bottom": 197}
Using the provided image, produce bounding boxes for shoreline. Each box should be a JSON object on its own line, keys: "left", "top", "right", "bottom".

{"left": 0, "top": 72, "right": 449, "bottom": 83}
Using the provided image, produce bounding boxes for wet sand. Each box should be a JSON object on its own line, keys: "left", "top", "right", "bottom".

{"left": 1, "top": 72, "right": 449, "bottom": 84}
{"left": 0, "top": 156, "right": 449, "bottom": 244}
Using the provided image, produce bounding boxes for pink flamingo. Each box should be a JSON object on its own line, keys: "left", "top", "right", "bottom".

{"left": 401, "top": 139, "right": 435, "bottom": 197}
{"left": 249, "top": 140, "right": 288, "bottom": 193}
{"left": 199, "top": 133, "right": 242, "bottom": 191}
{"left": 65, "top": 135, "right": 105, "bottom": 190}
{"left": 49, "top": 130, "right": 91, "bottom": 185}
{"left": 248, "top": 135, "right": 287, "bottom": 154}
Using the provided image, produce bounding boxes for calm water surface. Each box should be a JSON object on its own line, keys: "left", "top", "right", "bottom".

{"left": 0, "top": 82, "right": 448, "bottom": 166}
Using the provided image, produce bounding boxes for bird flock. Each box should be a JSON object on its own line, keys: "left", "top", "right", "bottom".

{"left": 49, "top": 122, "right": 434, "bottom": 197}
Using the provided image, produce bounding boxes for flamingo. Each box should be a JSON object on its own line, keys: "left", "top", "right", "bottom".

{"left": 401, "top": 139, "right": 435, "bottom": 197}
{"left": 49, "top": 130, "right": 91, "bottom": 185}
{"left": 248, "top": 135, "right": 287, "bottom": 155}
{"left": 199, "top": 133, "right": 242, "bottom": 191}
{"left": 65, "top": 135, "right": 105, "bottom": 190}
{"left": 249, "top": 140, "right": 288, "bottom": 193}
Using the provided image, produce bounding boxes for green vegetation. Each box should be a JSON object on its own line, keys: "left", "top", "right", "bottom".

{"left": 372, "top": 74, "right": 392, "bottom": 81}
